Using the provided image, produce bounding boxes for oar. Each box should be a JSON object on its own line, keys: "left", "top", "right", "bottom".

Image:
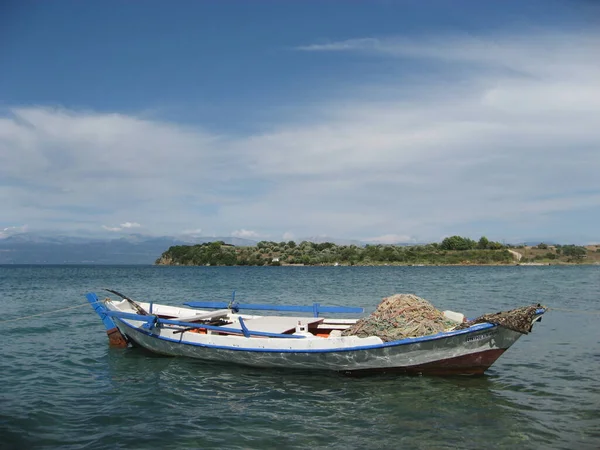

{"left": 104, "top": 288, "right": 148, "bottom": 316}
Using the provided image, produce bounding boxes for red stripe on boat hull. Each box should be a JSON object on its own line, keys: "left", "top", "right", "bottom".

{"left": 343, "top": 348, "right": 507, "bottom": 376}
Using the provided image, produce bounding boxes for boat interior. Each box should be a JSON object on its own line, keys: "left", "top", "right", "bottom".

{"left": 111, "top": 298, "right": 358, "bottom": 339}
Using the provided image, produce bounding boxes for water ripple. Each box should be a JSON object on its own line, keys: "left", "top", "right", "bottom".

{"left": 1, "top": 265, "right": 599, "bottom": 449}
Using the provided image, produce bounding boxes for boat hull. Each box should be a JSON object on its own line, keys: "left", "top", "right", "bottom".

{"left": 114, "top": 318, "right": 524, "bottom": 375}
{"left": 344, "top": 348, "right": 507, "bottom": 376}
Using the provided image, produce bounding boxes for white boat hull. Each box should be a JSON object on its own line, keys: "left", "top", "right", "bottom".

{"left": 114, "top": 315, "right": 525, "bottom": 375}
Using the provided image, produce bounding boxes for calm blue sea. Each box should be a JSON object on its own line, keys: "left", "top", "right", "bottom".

{"left": 0, "top": 265, "right": 599, "bottom": 449}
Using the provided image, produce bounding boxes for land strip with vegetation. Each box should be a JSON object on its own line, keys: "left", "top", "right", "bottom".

{"left": 155, "top": 236, "right": 600, "bottom": 266}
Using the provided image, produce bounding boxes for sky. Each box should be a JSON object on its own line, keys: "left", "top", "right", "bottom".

{"left": 1, "top": 0, "right": 600, "bottom": 244}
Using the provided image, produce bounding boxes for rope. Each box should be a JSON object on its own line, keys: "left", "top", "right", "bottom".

{"left": 0, "top": 301, "right": 102, "bottom": 323}
{"left": 548, "top": 307, "right": 600, "bottom": 315}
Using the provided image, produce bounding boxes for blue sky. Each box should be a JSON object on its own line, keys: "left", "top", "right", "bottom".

{"left": 1, "top": 0, "right": 600, "bottom": 243}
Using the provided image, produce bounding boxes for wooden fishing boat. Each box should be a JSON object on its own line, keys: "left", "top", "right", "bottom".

{"left": 86, "top": 291, "right": 546, "bottom": 376}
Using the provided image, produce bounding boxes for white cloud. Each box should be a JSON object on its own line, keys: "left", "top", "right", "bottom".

{"left": 0, "top": 225, "right": 28, "bottom": 239}
{"left": 296, "top": 31, "right": 600, "bottom": 82}
{"left": 231, "top": 229, "right": 260, "bottom": 239}
{"left": 1, "top": 28, "right": 600, "bottom": 242}
{"left": 296, "top": 38, "right": 381, "bottom": 52}
{"left": 282, "top": 232, "right": 295, "bottom": 241}
{"left": 102, "top": 222, "right": 141, "bottom": 232}
{"left": 120, "top": 222, "right": 141, "bottom": 229}
{"left": 102, "top": 225, "right": 122, "bottom": 232}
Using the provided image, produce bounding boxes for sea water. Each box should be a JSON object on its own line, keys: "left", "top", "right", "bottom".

{"left": 0, "top": 265, "right": 599, "bottom": 449}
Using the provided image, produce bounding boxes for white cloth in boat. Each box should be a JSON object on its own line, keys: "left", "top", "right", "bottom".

{"left": 241, "top": 316, "right": 324, "bottom": 334}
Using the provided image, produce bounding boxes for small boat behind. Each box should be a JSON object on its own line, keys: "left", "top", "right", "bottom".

{"left": 86, "top": 290, "right": 546, "bottom": 376}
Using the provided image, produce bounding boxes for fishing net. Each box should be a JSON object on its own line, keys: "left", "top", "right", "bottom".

{"left": 455, "top": 304, "right": 546, "bottom": 334}
{"left": 342, "top": 294, "right": 458, "bottom": 342}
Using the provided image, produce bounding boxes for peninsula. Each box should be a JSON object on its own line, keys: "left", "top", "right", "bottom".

{"left": 155, "top": 236, "right": 599, "bottom": 266}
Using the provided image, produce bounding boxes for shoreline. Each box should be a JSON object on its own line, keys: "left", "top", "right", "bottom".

{"left": 154, "top": 261, "right": 598, "bottom": 267}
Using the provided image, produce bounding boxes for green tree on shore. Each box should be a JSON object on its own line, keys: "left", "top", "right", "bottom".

{"left": 440, "top": 236, "right": 477, "bottom": 251}
{"left": 156, "top": 236, "right": 524, "bottom": 266}
{"left": 478, "top": 236, "right": 489, "bottom": 249}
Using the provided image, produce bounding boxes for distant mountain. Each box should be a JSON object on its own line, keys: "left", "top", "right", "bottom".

{"left": 362, "top": 240, "right": 425, "bottom": 246}
{"left": 0, "top": 233, "right": 257, "bottom": 264}
{"left": 0, "top": 232, "right": 98, "bottom": 245}
{"left": 174, "top": 235, "right": 258, "bottom": 246}
{"left": 298, "top": 236, "right": 365, "bottom": 246}
{"left": 297, "top": 236, "right": 425, "bottom": 246}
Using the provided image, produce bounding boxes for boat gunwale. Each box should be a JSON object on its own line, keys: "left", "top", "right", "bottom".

{"left": 115, "top": 315, "right": 530, "bottom": 354}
